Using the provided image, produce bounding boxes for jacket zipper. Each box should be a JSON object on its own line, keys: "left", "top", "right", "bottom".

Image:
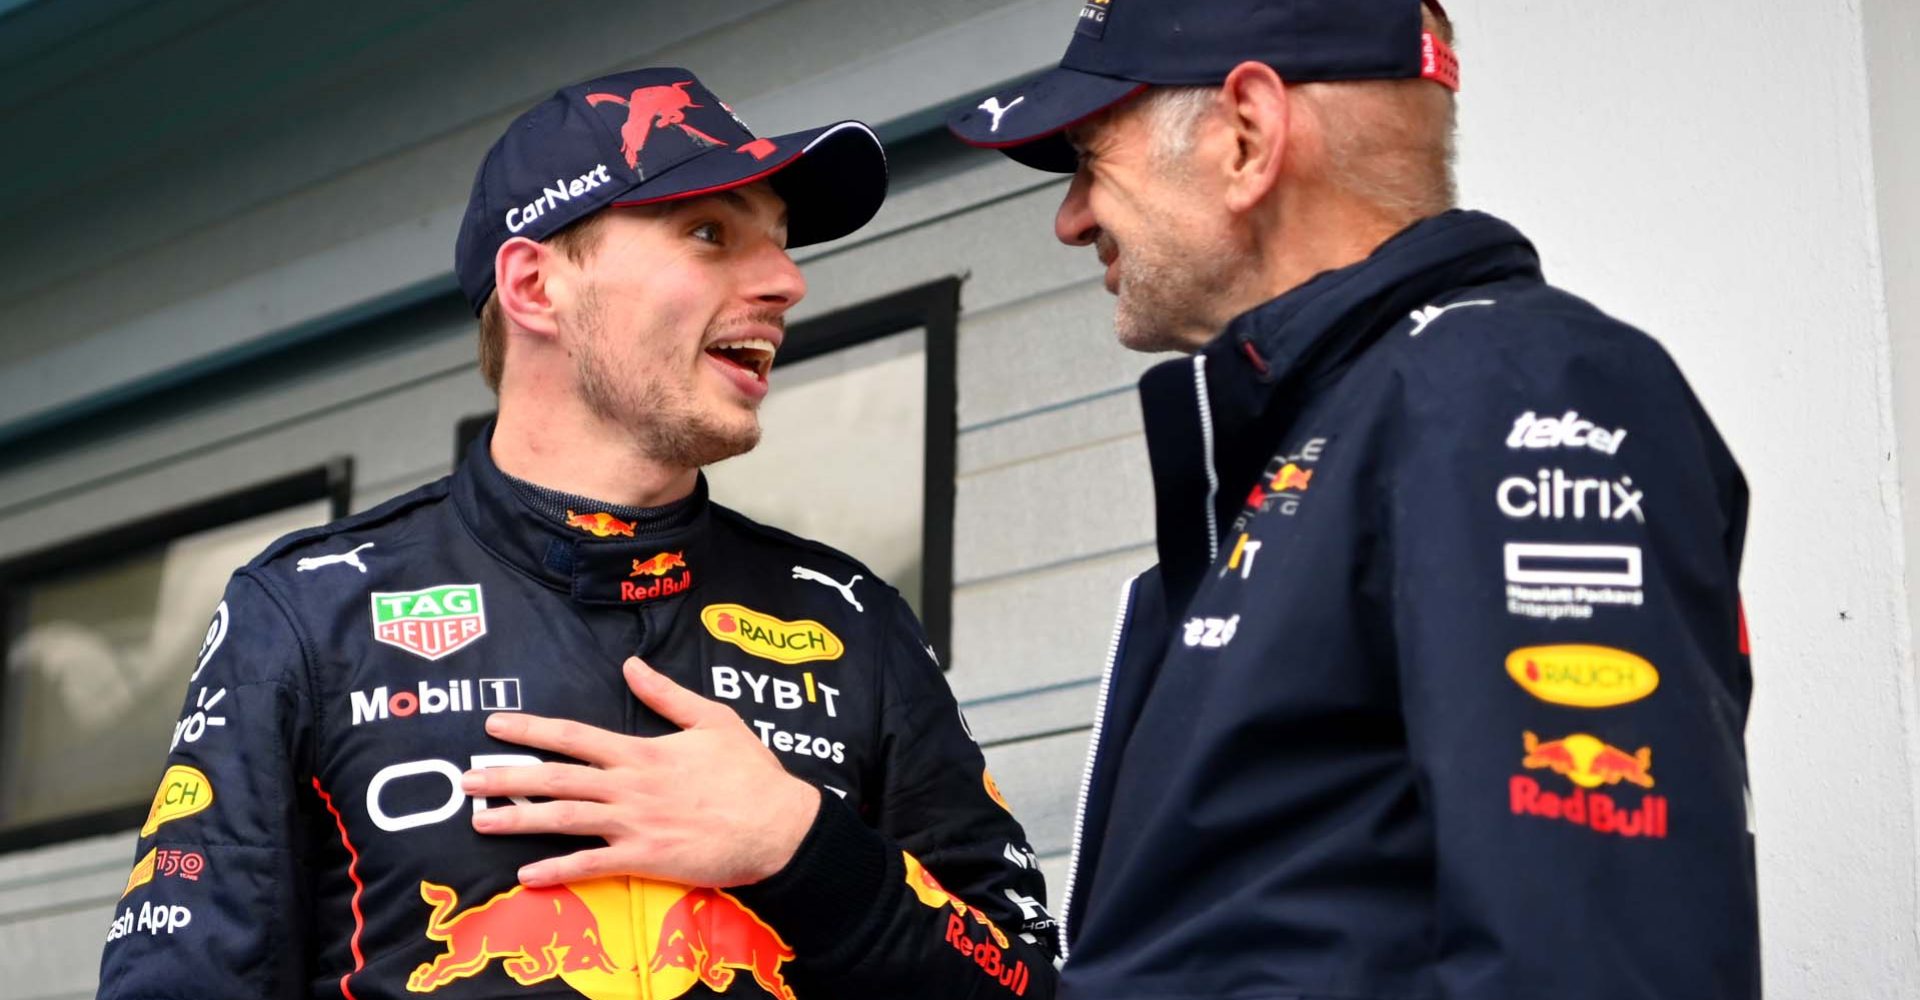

{"left": 1058, "top": 575, "right": 1138, "bottom": 959}
{"left": 1191, "top": 354, "right": 1221, "bottom": 563}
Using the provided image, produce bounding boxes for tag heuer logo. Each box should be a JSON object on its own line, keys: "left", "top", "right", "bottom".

{"left": 370, "top": 585, "right": 487, "bottom": 661}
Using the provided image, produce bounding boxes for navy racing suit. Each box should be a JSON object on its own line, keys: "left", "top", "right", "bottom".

{"left": 1058, "top": 211, "right": 1758, "bottom": 1000}
{"left": 97, "top": 428, "right": 1057, "bottom": 1000}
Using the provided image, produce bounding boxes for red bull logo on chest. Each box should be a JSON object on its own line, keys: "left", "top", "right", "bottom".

{"left": 406, "top": 878, "right": 795, "bottom": 999}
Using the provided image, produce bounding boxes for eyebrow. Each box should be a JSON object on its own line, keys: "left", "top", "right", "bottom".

{"left": 707, "top": 189, "right": 789, "bottom": 232}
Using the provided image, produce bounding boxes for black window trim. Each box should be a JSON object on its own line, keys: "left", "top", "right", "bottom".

{"left": 454, "top": 276, "right": 962, "bottom": 668}
{"left": 0, "top": 458, "right": 353, "bottom": 854}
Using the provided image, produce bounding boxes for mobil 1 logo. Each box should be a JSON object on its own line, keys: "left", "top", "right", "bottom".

{"left": 350, "top": 678, "right": 522, "bottom": 726}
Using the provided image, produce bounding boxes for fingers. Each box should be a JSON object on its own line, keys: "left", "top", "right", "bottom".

{"left": 625, "top": 656, "right": 733, "bottom": 730}
{"left": 518, "top": 845, "right": 638, "bottom": 888}
{"left": 462, "top": 761, "right": 612, "bottom": 803}
{"left": 484, "top": 712, "right": 633, "bottom": 765}
{"left": 471, "top": 799, "right": 616, "bottom": 838}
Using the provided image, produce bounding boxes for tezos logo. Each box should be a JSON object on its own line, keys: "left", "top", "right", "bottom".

{"left": 370, "top": 585, "right": 487, "bottom": 661}
{"left": 1497, "top": 469, "right": 1644, "bottom": 522}
{"left": 1506, "top": 410, "right": 1627, "bottom": 455}
{"left": 1182, "top": 615, "right": 1240, "bottom": 649}
{"left": 701, "top": 604, "right": 844, "bottom": 665}
{"left": 350, "top": 678, "right": 522, "bottom": 726}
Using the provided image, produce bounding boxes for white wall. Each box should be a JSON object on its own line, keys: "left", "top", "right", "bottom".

{"left": 1450, "top": 0, "right": 1920, "bottom": 995}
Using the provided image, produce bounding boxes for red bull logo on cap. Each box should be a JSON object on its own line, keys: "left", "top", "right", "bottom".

{"left": 585, "top": 81, "right": 725, "bottom": 172}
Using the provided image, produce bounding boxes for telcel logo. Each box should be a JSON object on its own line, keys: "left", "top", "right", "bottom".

{"left": 350, "top": 679, "right": 521, "bottom": 725}
{"left": 1506, "top": 410, "right": 1627, "bottom": 455}
{"left": 701, "top": 604, "right": 844, "bottom": 665}
{"left": 1506, "top": 644, "right": 1659, "bottom": 707}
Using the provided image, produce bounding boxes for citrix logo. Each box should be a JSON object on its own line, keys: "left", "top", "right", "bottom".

{"left": 1498, "top": 469, "right": 1645, "bottom": 522}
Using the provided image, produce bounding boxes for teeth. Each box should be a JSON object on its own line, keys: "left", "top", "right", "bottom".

{"left": 713, "top": 337, "right": 776, "bottom": 355}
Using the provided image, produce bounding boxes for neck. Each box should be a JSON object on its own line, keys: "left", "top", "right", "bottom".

{"left": 490, "top": 397, "right": 698, "bottom": 508}
{"left": 1244, "top": 183, "right": 1416, "bottom": 323}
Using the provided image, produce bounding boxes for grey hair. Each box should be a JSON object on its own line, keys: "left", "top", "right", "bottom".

{"left": 1137, "top": 77, "right": 1457, "bottom": 224}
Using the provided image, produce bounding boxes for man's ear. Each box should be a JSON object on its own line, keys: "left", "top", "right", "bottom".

{"left": 495, "top": 237, "right": 565, "bottom": 338}
{"left": 1220, "top": 61, "right": 1290, "bottom": 214}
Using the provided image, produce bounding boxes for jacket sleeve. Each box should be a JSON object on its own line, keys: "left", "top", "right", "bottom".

{"left": 96, "top": 571, "right": 318, "bottom": 1000}
{"left": 730, "top": 591, "right": 1060, "bottom": 998}
{"left": 1388, "top": 327, "right": 1760, "bottom": 999}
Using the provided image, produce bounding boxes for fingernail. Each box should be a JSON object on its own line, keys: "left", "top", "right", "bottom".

{"left": 472, "top": 810, "right": 498, "bottom": 829}
{"left": 461, "top": 772, "right": 483, "bottom": 792}
{"left": 518, "top": 865, "right": 547, "bottom": 886}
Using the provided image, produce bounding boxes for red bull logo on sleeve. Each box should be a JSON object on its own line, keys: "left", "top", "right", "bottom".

{"left": 902, "top": 853, "right": 1032, "bottom": 996}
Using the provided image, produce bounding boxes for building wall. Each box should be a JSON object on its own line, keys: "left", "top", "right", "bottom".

{"left": 1, "top": 0, "right": 1917, "bottom": 997}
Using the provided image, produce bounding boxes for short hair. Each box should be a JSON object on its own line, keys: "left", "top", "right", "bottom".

{"left": 475, "top": 211, "right": 611, "bottom": 392}
{"left": 1138, "top": 6, "right": 1458, "bottom": 224}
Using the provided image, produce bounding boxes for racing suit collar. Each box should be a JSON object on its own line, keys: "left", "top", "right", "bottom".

{"left": 452, "top": 423, "right": 709, "bottom": 607}
{"left": 1137, "top": 210, "right": 1543, "bottom": 609}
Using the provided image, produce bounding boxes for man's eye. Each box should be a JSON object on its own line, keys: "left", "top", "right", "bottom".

{"left": 692, "top": 222, "right": 723, "bottom": 244}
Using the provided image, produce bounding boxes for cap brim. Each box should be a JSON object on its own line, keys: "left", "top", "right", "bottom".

{"left": 947, "top": 67, "right": 1147, "bottom": 173}
{"left": 609, "top": 121, "right": 887, "bottom": 248}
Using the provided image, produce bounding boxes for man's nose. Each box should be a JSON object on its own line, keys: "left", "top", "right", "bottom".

{"left": 752, "top": 242, "right": 807, "bottom": 308}
{"left": 1054, "top": 170, "right": 1099, "bottom": 247}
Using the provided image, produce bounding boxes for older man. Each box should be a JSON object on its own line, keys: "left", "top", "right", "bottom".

{"left": 98, "top": 68, "right": 1055, "bottom": 999}
{"left": 950, "top": 2, "right": 1758, "bottom": 998}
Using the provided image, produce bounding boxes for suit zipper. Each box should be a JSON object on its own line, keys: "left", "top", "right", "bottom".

{"left": 1058, "top": 575, "right": 1138, "bottom": 959}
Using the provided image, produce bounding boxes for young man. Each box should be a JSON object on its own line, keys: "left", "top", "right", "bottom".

{"left": 949, "top": 2, "right": 1758, "bottom": 998}
{"left": 98, "top": 68, "right": 1055, "bottom": 999}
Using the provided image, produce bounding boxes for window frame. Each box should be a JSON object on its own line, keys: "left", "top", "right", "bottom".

{"left": 0, "top": 459, "right": 353, "bottom": 854}
{"left": 454, "top": 276, "right": 962, "bottom": 668}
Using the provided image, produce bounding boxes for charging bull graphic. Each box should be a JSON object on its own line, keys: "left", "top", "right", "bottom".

{"left": 649, "top": 888, "right": 796, "bottom": 1000}
{"left": 407, "top": 881, "right": 620, "bottom": 992}
{"left": 586, "top": 81, "right": 725, "bottom": 171}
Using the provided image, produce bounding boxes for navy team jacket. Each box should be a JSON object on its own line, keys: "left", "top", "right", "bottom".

{"left": 97, "top": 429, "right": 1056, "bottom": 999}
{"left": 1057, "top": 211, "right": 1759, "bottom": 1000}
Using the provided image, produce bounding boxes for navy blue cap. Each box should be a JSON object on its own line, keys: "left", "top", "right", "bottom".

{"left": 456, "top": 68, "right": 888, "bottom": 314}
{"left": 948, "top": 0, "right": 1458, "bottom": 172}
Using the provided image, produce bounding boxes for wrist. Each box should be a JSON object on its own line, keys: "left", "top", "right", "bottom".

{"left": 757, "top": 777, "right": 823, "bottom": 882}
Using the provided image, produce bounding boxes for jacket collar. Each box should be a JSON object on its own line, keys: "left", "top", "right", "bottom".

{"left": 1137, "top": 210, "right": 1543, "bottom": 607}
{"left": 452, "top": 424, "right": 707, "bottom": 607}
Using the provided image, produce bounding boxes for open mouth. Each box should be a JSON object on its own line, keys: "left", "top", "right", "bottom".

{"left": 705, "top": 337, "right": 777, "bottom": 382}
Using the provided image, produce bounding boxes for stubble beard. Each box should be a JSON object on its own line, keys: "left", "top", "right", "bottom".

{"left": 571, "top": 284, "right": 763, "bottom": 471}
{"left": 1107, "top": 216, "right": 1242, "bottom": 355}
